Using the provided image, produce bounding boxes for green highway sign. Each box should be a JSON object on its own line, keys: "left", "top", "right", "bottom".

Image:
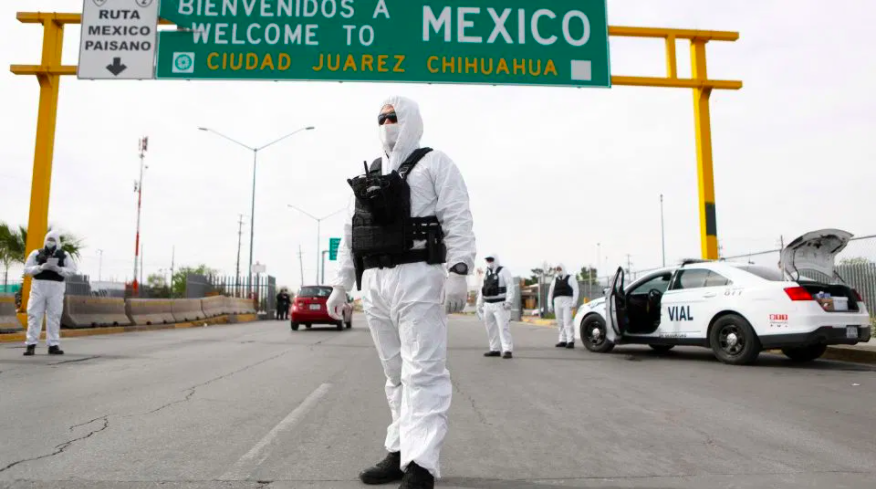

{"left": 328, "top": 237, "right": 341, "bottom": 261}
{"left": 155, "top": 0, "right": 610, "bottom": 87}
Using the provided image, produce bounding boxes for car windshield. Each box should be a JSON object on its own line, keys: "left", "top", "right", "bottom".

{"left": 739, "top": 266, "right": 786, "bottom": 282}
{"left": 298, "top": 286, "right": 333, "bottom": 297}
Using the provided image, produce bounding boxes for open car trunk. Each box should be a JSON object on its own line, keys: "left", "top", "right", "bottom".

{"left": 796, "top": 282, "right": 859, "bottom": 313}
{"left": 781, "top": 229, "right": 860, "bottom": 313}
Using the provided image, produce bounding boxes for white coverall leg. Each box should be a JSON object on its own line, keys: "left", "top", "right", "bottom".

{"left": 483, "top": 302, "right": 512, "bottom": 353}
{"left": 554, "top": 297, "right": 575, "bottom": 344}
{"left": 26, "top": 281, "right": 65, "bottom": 347}
{"left": 362, "top": 263, "right": 451, "bottom": 478}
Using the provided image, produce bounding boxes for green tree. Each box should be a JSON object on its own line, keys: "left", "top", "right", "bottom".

{"left": 577, "top": 266, "right": 598, "bottom": 285}
{"left": 841, "top": 257, "right": 870, "bottom": 265}
{"left": 0, "top": 223, "right": 83, "bottom": 286}
{"left": 146, "top": 273, "right": 171, "bottom": 298}
{"left": 171, "top": 264, "right": 217, "bottom": 297}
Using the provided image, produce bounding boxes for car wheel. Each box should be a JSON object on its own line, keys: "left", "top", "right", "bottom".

{"left": 291, "top": 322, "right": 299, "bottom": 331}
{"left": 649, "top": 344, "right": 675, "bottom": 353}
{"left": 580, "top": 315, "right": 614, "bottom": 353}
{"left": 781, "top": 344, "right": 827, "bottom": 362}
{"left": 709, "top": 314, "right": 761, "bottom": 365}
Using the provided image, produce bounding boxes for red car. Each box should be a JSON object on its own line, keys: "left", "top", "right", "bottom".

{"left": 289, "top": 285, "right": 353, "bottom": 331}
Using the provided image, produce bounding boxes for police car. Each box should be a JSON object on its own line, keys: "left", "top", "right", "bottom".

{"left": 574, "top": 229, "right": 872, "bottom": 365}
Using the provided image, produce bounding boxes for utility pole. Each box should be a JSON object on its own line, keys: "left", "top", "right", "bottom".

{"left": 321, "top": 250, "right": 328, "bottom": 284}
{"left": 170, "top": 245, "right": 175, "bottom": 296}
{"left": 660, "top": 194, "right": 666, "bottom": 267}
{"left": 236, "top": 214, "right": 244, "bottom": 296}
{"left": 298, "top": 245, "right": 305, "bottom": 287}
{"left": 626, "top": 254, "right": 633, "bottom": 275}
{"left": 596, "top": 243, "right": 601, "bottom": 285}
{"left": 96, "top": 249, "right": 104, "bottom": 282}
{"left": 132, "top": 136, "right": 148, "bottom": 295}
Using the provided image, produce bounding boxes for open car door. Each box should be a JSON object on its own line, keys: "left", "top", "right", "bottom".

{"left": 605, "top": 267, "right": 627, "bottom": 337}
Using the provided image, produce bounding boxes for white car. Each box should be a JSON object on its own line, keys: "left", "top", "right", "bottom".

{"left": 574, "top": 229, "right": 872, "bottom": 365}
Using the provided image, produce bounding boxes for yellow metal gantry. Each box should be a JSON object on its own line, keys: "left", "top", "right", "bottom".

{"left": 10, "top": 13, "right": 741, "bottom": 322}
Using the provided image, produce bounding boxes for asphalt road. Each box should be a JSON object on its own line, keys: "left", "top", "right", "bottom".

{"left": 0, "top": 315, "right": 874, "bottom": 489}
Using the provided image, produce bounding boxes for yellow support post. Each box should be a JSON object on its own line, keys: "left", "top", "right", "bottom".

{"left": 690, "top": 40, "right": 719, "bottom": 260}
{"left": 16, "top": 17, "right": 65, "bottom": 326}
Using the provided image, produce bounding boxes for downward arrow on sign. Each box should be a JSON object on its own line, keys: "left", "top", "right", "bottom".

{"left": 106, "top": 57, "right": 127, "bottom": 76}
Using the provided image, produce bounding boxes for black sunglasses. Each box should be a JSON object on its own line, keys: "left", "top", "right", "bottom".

{"left": 378, "top": 112, "right": 398, "bottom": 125}
{"left": 485, "top": 257, "right": 495, "bottom": 262}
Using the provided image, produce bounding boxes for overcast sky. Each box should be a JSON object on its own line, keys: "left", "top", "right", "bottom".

{"left": 1, "top": 0, "right": 875, "bottom": 291}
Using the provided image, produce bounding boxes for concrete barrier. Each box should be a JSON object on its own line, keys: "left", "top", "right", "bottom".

{"left": 201, "top": 296, "right": 227, "bottom": 318}
{"left": 125, "top": 299, "right": 176, "bottom": 326}
{"left": 227, "top": 297, "right": 256, "bottom": 315}
{"left": 0, "top": 295, "right": 21, "bottom": 333}
{"left": 172, "top": 298, "right": 205, "bottom": 323}
{"left": 62, "top": 296, "right": 132, "bottom": 329}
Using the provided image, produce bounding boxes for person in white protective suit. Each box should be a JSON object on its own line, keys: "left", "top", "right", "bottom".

{"left": 22, "top": 231, "right": 77, "bottom": 356}
{"left": 476, "top": 253, "right": 515, "bottom": 359}
{"left": 325, "top": 96, "right": 476, "bottom": 489}
{"left": 547, "top": 264, "right": 579, "bottom": 349}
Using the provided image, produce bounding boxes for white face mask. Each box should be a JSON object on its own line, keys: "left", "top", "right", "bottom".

{"left": 379, "top": 124, "right": 400, "bottom": 150}
{"left": 45, "top": 240, "right": 57, "bottom": 250}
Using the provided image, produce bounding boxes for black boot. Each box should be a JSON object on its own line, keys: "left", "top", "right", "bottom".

{"left": 503, "top": 351, "right": 513, "bottom": 359}
{"left": 48, "top": 345, "right": 64, "bottom": 355}
{"left": 483, "top": 351, "right": 501, "bottom": 357}
{"left": 360, "top": 451, "right": 403, "bottom": 485}
{"left": 566, "top": 342, "right": 575, "bottom": 349}
{"left": 23, "top": 345, "right": 35, "bottom": 356}
{"left": 399, "top": 463, "right": 434, "bottom": 489}
{"left": 555, "top": 342, "right": 567, "bottom": 348}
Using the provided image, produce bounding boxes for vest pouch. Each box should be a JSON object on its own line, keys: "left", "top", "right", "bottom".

{"left": 351, "top": 212, "right": 407, "bottom": 256}
{"left": 349, "top": 172, "right": 405, "bottom": 225}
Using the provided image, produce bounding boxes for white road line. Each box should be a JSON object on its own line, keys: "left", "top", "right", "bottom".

{"left": 219, "top": 383, "right": 332, "bottom": 480}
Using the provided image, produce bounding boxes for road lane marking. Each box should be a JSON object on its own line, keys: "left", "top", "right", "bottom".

{"left": 219, "top": 383, "right": 332, "bottom": 480}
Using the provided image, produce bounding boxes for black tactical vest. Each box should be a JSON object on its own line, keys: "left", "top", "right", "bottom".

{"left": 349, "top": 148, "right": 446, "bottom": 289}
{"left": 482, "top": 267, "right": 507, "bottom": 298}
{"left": 552, "top": 275, "right": 574, "bottom": 298}
{"left": 34, "top": 248, "right": 67, "bottom": 282}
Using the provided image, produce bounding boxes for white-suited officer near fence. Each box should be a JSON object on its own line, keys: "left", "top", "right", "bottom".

{"left": 547, "top": 264, "right": 579, "bottom": 349}
{"left": 476, "top": 253, "right": 515, "bottom": 359}
{"left": 22, "top": 230, "right": 77, "bottom": 356}
{"left": 325, "top": 95, "right": 476, "bottom": 489}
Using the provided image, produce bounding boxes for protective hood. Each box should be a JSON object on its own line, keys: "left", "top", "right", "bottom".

{"left": 44, "top": 230, "right": 62, "bottom": 250}
{"left": 485, "top": 253, "right": 500, "bottom": 270}
{"left": 555, "top": 264, "right": 567, "bottom": 277}
{"left": 380, "top": 95, "right": 424, "bottom": 172}
{"left": 780, "top": 229, "right": 852, "bottom": 279}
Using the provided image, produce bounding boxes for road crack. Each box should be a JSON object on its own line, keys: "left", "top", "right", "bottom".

{"left": 144, "top": 348, "right": 296, "bottom": 416}
{"left": 0, "top": 416, "right": 109, "bottom": 474}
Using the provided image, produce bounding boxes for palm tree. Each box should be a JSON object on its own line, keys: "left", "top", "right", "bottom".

{"left": 0, "top": 223, "right": 83, "bottom": 287}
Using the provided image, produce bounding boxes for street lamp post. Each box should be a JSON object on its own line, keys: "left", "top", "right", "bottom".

{"left": 199, "top": 125, "right": 314, "bottom": 295}
{"left": 321, "top": 250, "right": 328, "bottom": 284}
{"left": 287, "top": 204, "right": 348, "bottom": 284}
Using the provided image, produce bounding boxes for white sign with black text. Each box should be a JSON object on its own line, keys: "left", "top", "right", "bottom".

{"left": 78, "top": 0, "right": 159, "bottom": 79}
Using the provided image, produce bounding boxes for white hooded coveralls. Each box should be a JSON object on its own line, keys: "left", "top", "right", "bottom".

{"left": 477, "top": 254, "right": 514, "bottom": 353}
{"left": 547, "top": 265, "right": 579, "bottom": 343}
{"left": 330, "top": 96, "right": 476, "bottom": 478}
{"left": 23, "top": 231, "right": 77, "bottom": 347}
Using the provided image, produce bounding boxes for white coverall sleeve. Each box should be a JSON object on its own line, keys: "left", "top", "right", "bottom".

{"left": 503, "top": 268, "right": 515, "bottom": 305}
{"left": 430, "top": 153, "right": 476, "bottom": 272}
{"left": 546, "top": 279, "right": 555, "bottom": 306}
{"left": 23, "top": 251, "right": 41, "bottom": 277}
{"left": 570, "top": 275, "right": 580, "bottom": 306}
{"left": 329, "top": 208, "right": 356, "bottom": 291}
{"left": 59, "top": 254, "right": 77, "bottom": 278}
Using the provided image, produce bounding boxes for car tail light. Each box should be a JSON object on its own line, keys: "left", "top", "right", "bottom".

{"left": 852, "top": 289, "right": 863, "bottom": 302}
{"left": 784, "top": 287, "right": 813, "bottom": 301}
